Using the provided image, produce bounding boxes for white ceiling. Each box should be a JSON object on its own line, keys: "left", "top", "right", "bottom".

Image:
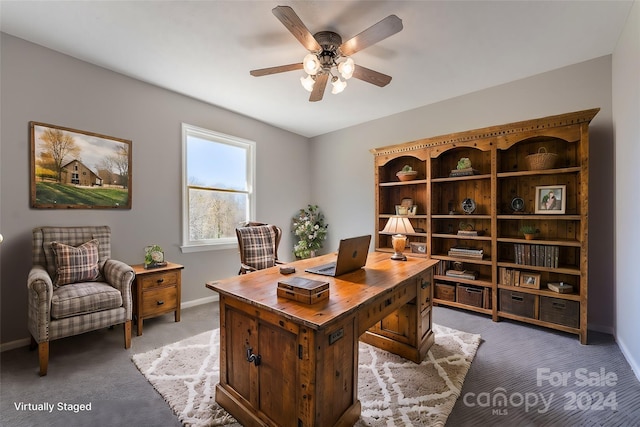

{"left": 0, "top": 1, "right": 633, "bottom": 137}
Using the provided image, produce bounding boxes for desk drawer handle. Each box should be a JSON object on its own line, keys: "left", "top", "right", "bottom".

{"left": 421, "top": 280, "right": 431, "bottom": 289}
{"left": 246, "top": 347, "right": 261, "bottom": 366}
{"left": 156, "top": 278, "right": 164, "bottom": 284}
{"left": 156, "top": 300, "right": 164, "bottom": 306}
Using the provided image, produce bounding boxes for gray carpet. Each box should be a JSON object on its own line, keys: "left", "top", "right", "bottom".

{"left": 1, "top": 303, "right": 639, "bottom": 426}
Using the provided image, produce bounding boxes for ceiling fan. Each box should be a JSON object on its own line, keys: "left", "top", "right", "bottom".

{"left": 250, "top": 6, "right": 403, "bottom": 102}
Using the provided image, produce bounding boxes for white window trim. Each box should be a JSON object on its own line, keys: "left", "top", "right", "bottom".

{"left": 180, "top": 123, "right": 256, "bottom": 253}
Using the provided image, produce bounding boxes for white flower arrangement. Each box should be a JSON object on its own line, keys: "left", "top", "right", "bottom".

{"left": 291, "top": 205, "right": 328, "bottom": 259}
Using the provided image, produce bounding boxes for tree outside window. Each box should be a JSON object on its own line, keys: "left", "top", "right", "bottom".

{"left": 181, "top": 124, "right": 255, "bottom": 251}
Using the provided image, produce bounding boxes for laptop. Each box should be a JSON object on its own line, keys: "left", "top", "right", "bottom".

{"left": 305, "top": 235, "right": 371, "bottom": 277}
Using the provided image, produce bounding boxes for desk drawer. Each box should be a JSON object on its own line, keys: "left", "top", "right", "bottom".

{"left": 140, "top": 271, "right": 179, "bottom": 289}
{"left": 142, "top": 286, "right": 177, "bottom": 316}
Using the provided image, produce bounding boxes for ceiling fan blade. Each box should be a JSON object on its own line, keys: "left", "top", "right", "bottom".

{"left": 339, "top": 15, "right": 403, "bottom": 57}
{"left": 352, "top": 64, "right": 392, "bottom": 87}
{"left": 250, "top": 63, "right": 303, "bottom": 77}
{"left": 309, "top": 73, "right": 328, "bottom": 102}
{"left": 272, "top": 6, "right": 321, "bottom": 52}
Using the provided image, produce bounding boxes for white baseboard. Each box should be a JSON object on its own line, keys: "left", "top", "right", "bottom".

{"left": 1, "top": 296, "right": 220, "bottom": 353}
{"left": 0, "top": 337, "right": 31, "bottom": 353}
{"left": 588, "top": 322, "right": 615, "bottom": 335}
{"left": 181, "top": 294, "right": 219, "bottom": 309}
{"left": 616, "top": 335, "right": 640, "bottom": 382}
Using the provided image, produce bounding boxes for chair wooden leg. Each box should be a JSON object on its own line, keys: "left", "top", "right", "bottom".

{"left": 38, "top": 341, "right": 49, "bottom": 376}
{"left": 124, "top": 320, "right": 131, "bottom": 349}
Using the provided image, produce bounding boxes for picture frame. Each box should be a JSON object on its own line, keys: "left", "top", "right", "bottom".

{"left": 534, "top": 185, "right": 566, "bottom": 214}
{"left": 30, "top": 122, "right": 132, "bottom": 209}
{"left": 520, "top": 272, "right": 541, "bottom": 289}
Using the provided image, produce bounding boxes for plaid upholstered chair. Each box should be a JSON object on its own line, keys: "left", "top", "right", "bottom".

{"left": 27, "top": 226, "right": 135, "bottom": 376}
{"left": 235, "top": 222, "right": 283, "bottom": 274}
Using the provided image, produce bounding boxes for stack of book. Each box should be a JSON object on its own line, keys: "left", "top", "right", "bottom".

{"left": 448, "top": 246, "right": 483, "bottom": 259}
{"left": 449, "top": 168, "right": 479, "bottom": 177}
{"left": 457, "top": 230, "right": 484, "bottom": 237}
{"left": 445, "top": 269, "right": 479, "bottom": 280}
{"left": 513, "top": 244, "right": 559, "bottom": 267}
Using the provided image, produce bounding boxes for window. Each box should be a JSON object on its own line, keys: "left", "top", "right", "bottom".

{"left": 181, "top": 124, "right": 255, "bottom": 252}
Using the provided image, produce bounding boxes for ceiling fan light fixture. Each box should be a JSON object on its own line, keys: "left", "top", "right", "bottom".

{"left": 302, "top": 53, "right": 321, "bottom": 75}
{"left": 300, "top": 74, "right": 315, "bottom": 92}
{"left": 338, "top": 57, "right": 355, "bottom": 80}
{"left": 331, "top": 76, "right": 347, "bottom": 94}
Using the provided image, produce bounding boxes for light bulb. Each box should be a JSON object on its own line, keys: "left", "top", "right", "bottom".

{"left": 302, "top": 53, "right": 321, "bottom": 75}
{"left": 300, "top": 74, "right": 315, "bottom": 92}
{"left": 338, "top": 57, "right": 355, "bottom": 79}
{"left": 331, "top": 77, "right": 347, "bottom": 94}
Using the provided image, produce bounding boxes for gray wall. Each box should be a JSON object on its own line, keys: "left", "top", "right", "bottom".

{"left": 613, "top": 1, "right": 640, "bottom": 378}
{"left": 310, "top": 55, "right": 615, "bottom": 336}
{"left": 0, "top": 34, "right": 311, "bottom": 344}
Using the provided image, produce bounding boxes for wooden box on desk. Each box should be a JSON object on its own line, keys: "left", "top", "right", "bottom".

{"left": 435, "top": 283, "right": 456, "bottom": 301}
{"left": 277, "top": 277, "right": 330, "bottom": 304}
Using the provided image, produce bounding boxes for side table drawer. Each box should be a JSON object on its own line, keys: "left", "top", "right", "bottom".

{"left": 140, "top": 271, "right": 179, "bottom": 289}
{"left": 142, "top": 286, "right": 177, "bottom": 317}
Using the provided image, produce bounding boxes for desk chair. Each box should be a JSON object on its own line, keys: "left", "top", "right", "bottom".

{"left": 236, "top": 222, "right": 282, "bottom": 274}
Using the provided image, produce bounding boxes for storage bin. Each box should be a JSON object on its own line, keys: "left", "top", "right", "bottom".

{"left": 540, "top": 296, "right": 579, "bottom": 328}
{"left": 456, "top": 284, "right": 483, "bottom": 307}
{"left": 499, "top": 289, "right": 536, "bottom": 318}
{"left": 435, "top": 283, "right": 456, "bottom": 301}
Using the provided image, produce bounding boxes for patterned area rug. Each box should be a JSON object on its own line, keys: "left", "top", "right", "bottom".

{"left": 132, "top": 324, "right": 481, "bottom": 427}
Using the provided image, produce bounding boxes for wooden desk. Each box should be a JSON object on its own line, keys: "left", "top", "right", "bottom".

{"left": 206, "top": 252, "right": 437, "bottom": 427}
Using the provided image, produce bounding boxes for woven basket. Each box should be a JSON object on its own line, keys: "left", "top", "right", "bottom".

{"left": 525, "top": 147, "right": 558, "bottom": 170}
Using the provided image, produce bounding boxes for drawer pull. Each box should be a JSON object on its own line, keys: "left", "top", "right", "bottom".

{"left": 511, "top": 295, "right": 524, "bottom": 302}
{"left": 156, "top": 300, "right": 164, "bottom": 306}
{"left": 421, "top": 280, "right": 430, "bottom": 289}
{"left": 157, "top": 278, "right": 164, "bottom": 284}
{"left": 246, "top": 347, "right": 261, "bottom": 366}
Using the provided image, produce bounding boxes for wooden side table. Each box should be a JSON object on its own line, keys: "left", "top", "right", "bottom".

{"left": 131, "top": 262, "right": 183, "bottom": 336}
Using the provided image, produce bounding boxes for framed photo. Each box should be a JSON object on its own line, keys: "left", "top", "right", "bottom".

{"left": 30, "top": 122, "right": 132, "bottom": 209}
{"left": 520, "top": 272, "right": 541, "bottom": 289}
{"left": 534, "top": 185, "right": 566, "bottom": 214}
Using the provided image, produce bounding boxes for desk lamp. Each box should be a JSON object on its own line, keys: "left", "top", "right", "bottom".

{"left": 382, "top": 216, "right": 415, "bottom": 261}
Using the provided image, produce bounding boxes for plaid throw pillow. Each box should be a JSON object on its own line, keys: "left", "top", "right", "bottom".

{"left": 238, "top": 226, "right": 276, "bottom": 270}
{"left": 51, "top": 239, "right": 100, "bottom": 286}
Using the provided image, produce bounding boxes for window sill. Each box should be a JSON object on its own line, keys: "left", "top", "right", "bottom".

{"left": 180, "top": 242, "right": 237, "bottom": 253}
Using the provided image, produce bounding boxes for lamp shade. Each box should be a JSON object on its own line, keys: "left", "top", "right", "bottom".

{"left": 382, "top": 216, "right": 415, "bottom": 235}
{"left": 338, "top": 57, "right": 355, "bottom": 79}
{"left": 303, "top": 53, "right": 321, "bottom": 75}
{"left": 300, "top": 74, "right": 315, "bottom": 92}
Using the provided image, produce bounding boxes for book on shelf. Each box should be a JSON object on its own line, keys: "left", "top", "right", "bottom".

{"left": 445, "top": 269, "right": 479, "bottom": 280}
{"left": 449, "top": 246, "right": 483, "bottom": 258}
{"left": 499, "top": 267, "right": 521, "bottom": 287}
{"left": 514, "top": 243, "right": 559, "bottom": 268}
{"left": 457, "top": 230, "right": 485, "bottom": 236}
{"left": 449, "top": 168, "right": 479, "bottom": 177}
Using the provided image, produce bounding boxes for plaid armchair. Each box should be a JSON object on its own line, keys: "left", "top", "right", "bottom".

{"left": 235, "top": 222, "right": 283, "bottom": 274}
{"left": 27, "top": 226, "right": 134, "bottom": 376}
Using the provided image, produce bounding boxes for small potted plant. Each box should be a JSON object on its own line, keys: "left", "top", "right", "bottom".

{"left": 396, "top": 165, "right": 418, "bottom": 182}
{"left": 520, "top": 225, "right": 538, "bottom": 240}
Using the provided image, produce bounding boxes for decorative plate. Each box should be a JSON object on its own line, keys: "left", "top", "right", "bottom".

{"left": 511, "top": 196, "right": 525, "bottom": 212}
{"left": 461, "top": 198, "right": 476, "bottom": 214}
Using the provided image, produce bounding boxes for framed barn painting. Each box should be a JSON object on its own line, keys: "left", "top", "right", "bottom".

{"left": 30, "top": 122, "right": 132, "bottom": 209}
